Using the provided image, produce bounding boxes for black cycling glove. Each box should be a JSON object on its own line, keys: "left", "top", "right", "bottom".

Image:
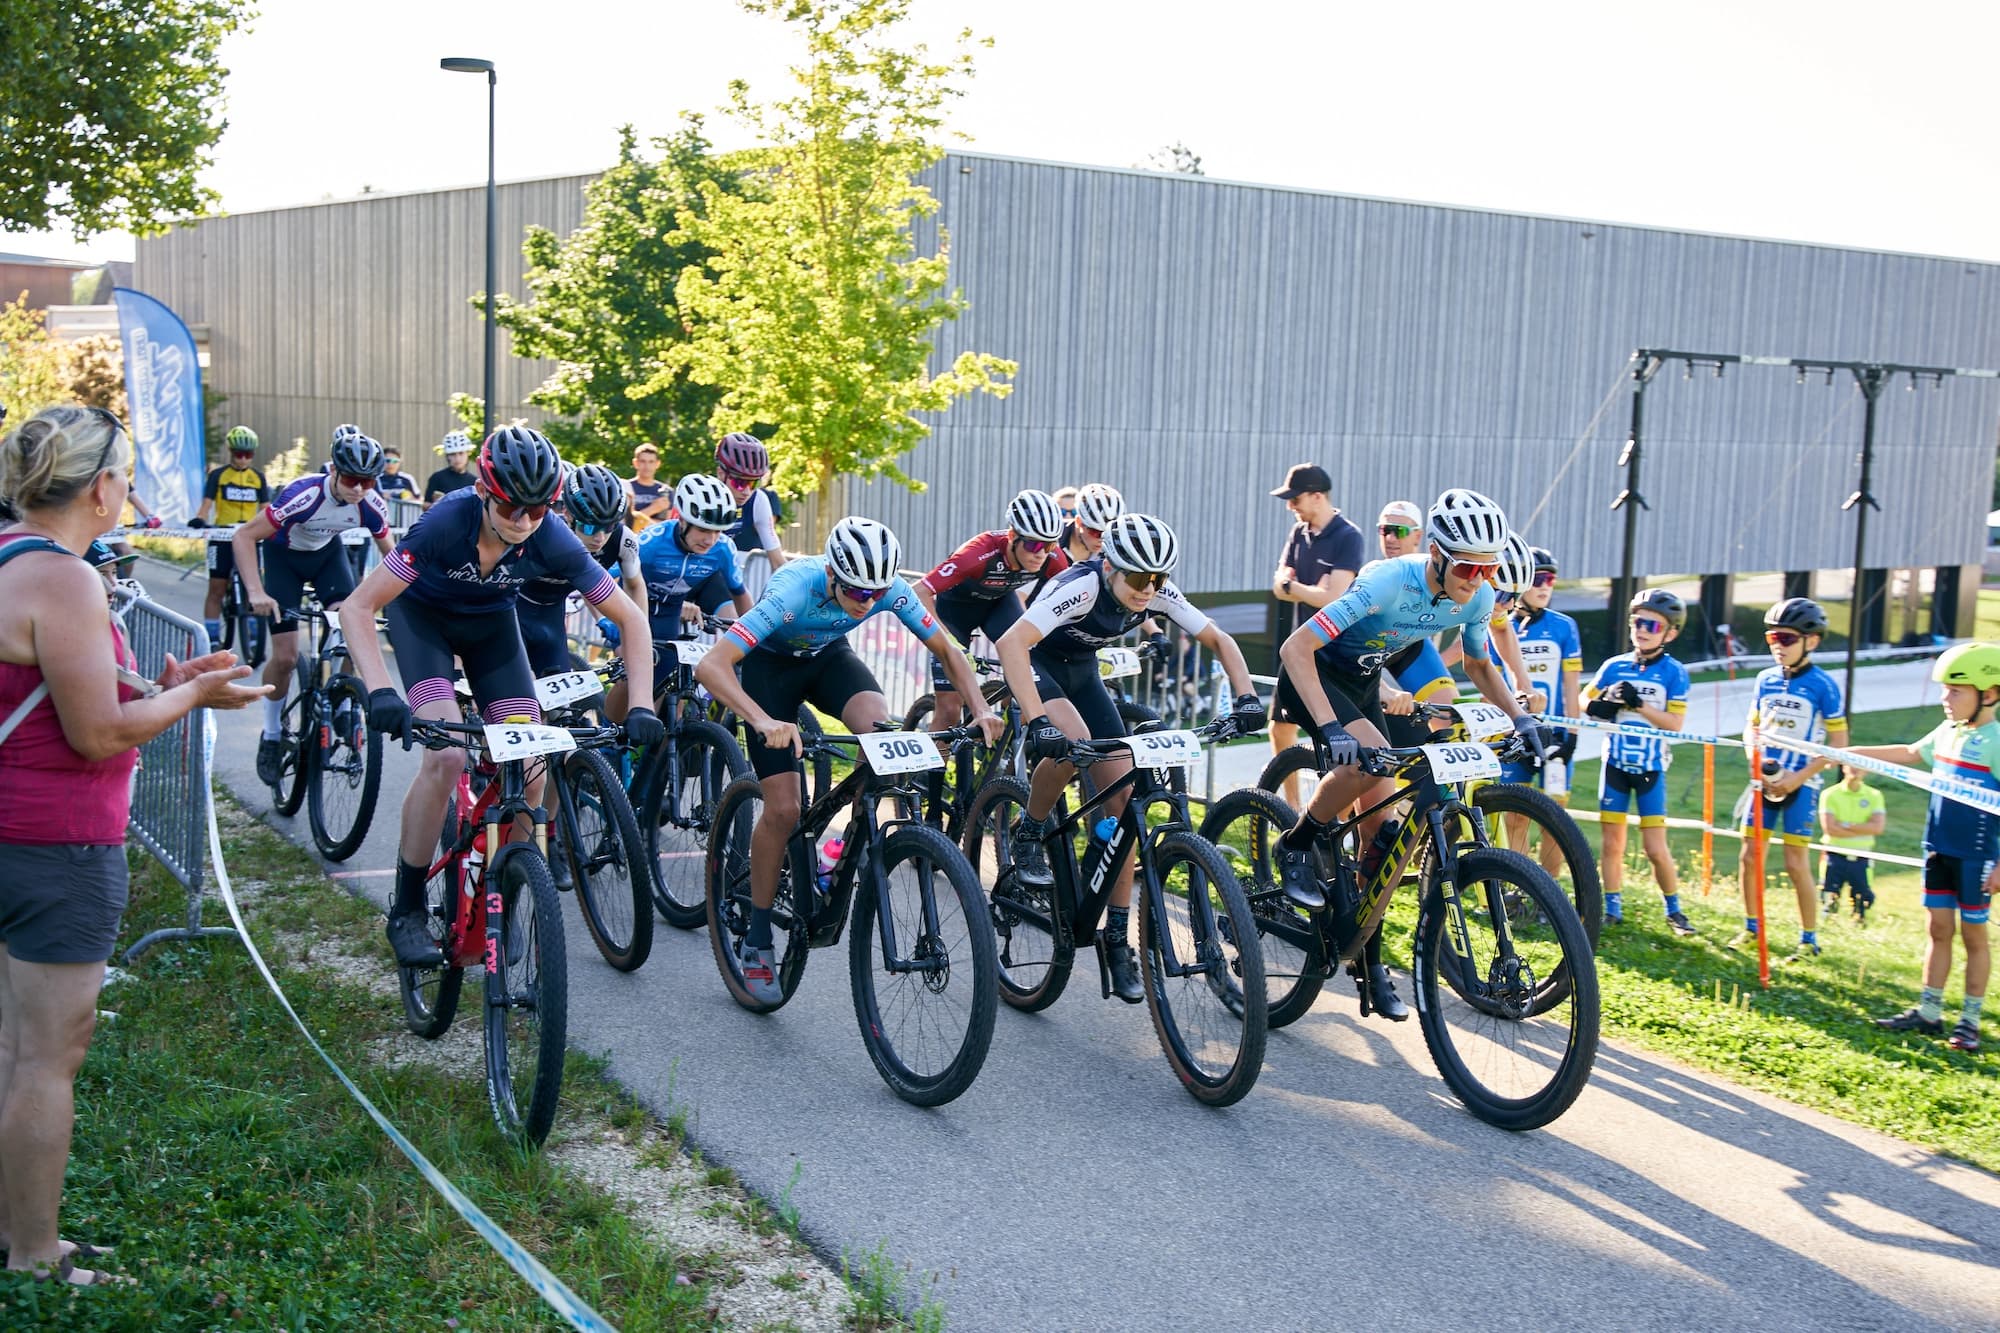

{"left": 187, "top": 516, "right": 209, "bottom": 529}
{"left": 1317, "top": 719, "right": 1360, "bottom": 767}
{"left": 1024, "top": 715, "right": 1069, "bottom": 763}
{"left": 624, "top": 706, "right": 665, "bottom": 748}
{"left": 1512, "top": 713, "right": 1550, "bottom": 762}
{"left": 1584, "top": 696, "right": 1624, "bottom": 721}
{"left": 367, "top": 688, "right": 412, "bottom": 745}
{"left": 1231, "top": 692, "right": 1268, "bottom": 735}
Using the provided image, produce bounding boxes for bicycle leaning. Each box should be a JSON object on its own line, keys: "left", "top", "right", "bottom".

{"left": 1201, "top": 706, "right": 1599, "bottom": 1130}
{"left": 705, "top": 723, "right": 1000, "bottom": 1107}
{"left": 962, "top": 715, "right": 1268, "bottom": 1107}
{"left": 263, "top": 598, "right": 381, "bottom": 861}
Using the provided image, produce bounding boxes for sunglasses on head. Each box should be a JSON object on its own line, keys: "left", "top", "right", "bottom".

{"left": 1765, "top": 629, "right": 1804, "bottom": 648}
{"left": 837, "top": 581, "right": 885, "bottom": 604}
{"left": 338, "top": 472, "right": 377, "bottom": 491}
{"left": 1119, "top": 569, "right": 1168, "bottom": 593}
{"left": 1379, "top": 523, "right": 1417, "bottom": 539}
{"left": 1531, "top": 571, "right": 1557, "bottom": 588}
{"left": 489, "top": 495, "right": 550, "bottom": 523}
{"left": 1630, "top": 615, "right": 1667, "bottom": 635}
{"left": 84, "top": 406, "right": 126, "bottom": 475}
{"left": 1014, "top": 537, "right": 1053, "bottom": 554}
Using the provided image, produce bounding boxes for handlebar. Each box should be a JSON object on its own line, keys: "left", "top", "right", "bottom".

{"left": 1051, "top": 713, "right": 1242, "bottom": 768}
{"left": 800, "top": 724, "right": 987, "bottom": 764}
{"left": 404, "top": 717, "right": 627, "bottom": 755}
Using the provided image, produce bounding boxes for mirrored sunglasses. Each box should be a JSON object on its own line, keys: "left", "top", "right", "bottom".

{"left": 1379, "top": 523, "right": 1417, "bottom": 539}
{"left": 838, "top": 582, "right": 885, "bottom": 604}
{"left": 1446, "top": 558, "right": 1498, "bottom": 581}
{"left": 339, "top": 473, "right": 378, "bottom": 490}
{"left": 1015, "top": 537, "right": 1053, "bottom": 554}
{"left": 1531, "top": 571, "right": 1558, "bottom": 588}
{"left": 1765, "top": 629, "right": 1803, "bottom": 648}
{"left": 722, "top": 470, "right": 761, "bottom": 487}
{"left": 490, "top": 496, "right": 550, "bottom": 523}
{"left": 1120, "top": 569, "right": 1168, "bottom": 592}
{"left": 1630, "top": 615, "right": 1667, "bottom": 634}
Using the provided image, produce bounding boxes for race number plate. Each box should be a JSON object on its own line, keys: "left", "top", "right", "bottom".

{"left": 672, "top": 639, "right": 710, "bottom": 668}
{"left": 535, "top": 670, "right": 603, "bottom": 710}
{"left": 1128, "top": 729, "right": 1203, "bottom": 770}
{"left": 858, "top": 731, "right": 945, "bottom": 774}
{"left": 1422, "top": 741, "right": 1502, "bottom": 783}
{"left": 1097, "top": 647, "right": 1141, "bottom": 680}
{"left": 1450, "top": 701, "right": 1514, "bottom": 741}
{"left": 484, "top": 723, "right": 578, "bottom": 762}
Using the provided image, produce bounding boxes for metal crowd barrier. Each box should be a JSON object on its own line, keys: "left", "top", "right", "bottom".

{"left": 111, "top": 584, "right": 239, "bottom": 962}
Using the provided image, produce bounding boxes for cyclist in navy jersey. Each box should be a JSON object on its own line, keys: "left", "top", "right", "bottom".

{"left": 234, "top": 427, "right": 394, "bottom": 785}
{"left": 517, "top": 462, "right": 645, "bottom": 678}
{"left": 715, "top": 432, "right": 788, "bottom": 567}
{"left": 694, "top": 517, "right": 1002, "bottom": 1002}
{"left": 1000, "top": 514, "right": 1265, "bottom": 1003}
{"left": 338, "top": 428, "right": 660, "bottom": 968}
{"left": 916, "top": 489, "right": 1068, "bottom": 727}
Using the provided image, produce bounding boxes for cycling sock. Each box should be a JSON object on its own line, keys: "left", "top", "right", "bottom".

{"left": 1744, "top": 916, "right": 1759, "bottom": 935}
{"left": 747, "top": 907, "right": 774, "bottom": 950}
{"left": 204, "top": 618, "right": 222, "bottom": 645}
{"left": 1604, "top": 892, "right": 1622, "bottom": 920}
{"left": 1661, "top": 893, "right": 1681, "bottom": 917}
{"left": 1364, "top": 929, "right": 1383, "bottom": 970}
{"left": 1919, "top": 987, "right": 1945, "bottom": 1023}
{"left": 392, "top": 860, "right": 428, "bottom": 917}
{"left": 262, "top": 697, "right": 284, "bottom": 738}
{"left": 1962, "top": 994, "right": 1984, "bottom": 1027}
{"left": 1800, "top": 929, "right": 1817, "bottom": 946}
{"left": 1104, "top": 905, "right": 1130, "bottom": 946}
{"left": 1280, "top": 811, "right": 1330, "bottom": 852}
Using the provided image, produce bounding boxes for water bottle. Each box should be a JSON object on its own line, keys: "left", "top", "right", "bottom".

{"left": 1543, "top": 757, "right": 1568, "bottom": 800}
{"left": 815, "top": 835, "right": 846, "bottom": 897}
{"left": 466, "top": 826, "right": 487, "bottom": 889}
{"left": 1091, "top": 816, "right": 1118, "bottom": 848}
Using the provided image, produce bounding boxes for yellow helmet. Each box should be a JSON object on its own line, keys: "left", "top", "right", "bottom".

{"left": 1933, "top": 642, "right": 2000, "bottom": 692}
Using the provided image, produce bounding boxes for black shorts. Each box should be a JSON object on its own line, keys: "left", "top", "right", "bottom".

{"left": 517, "top": 598, "right": 571, "bottom": 678}
{"left": 205, "top": 537, "right": 237, "bottom": 580}
{"left": 741, "top": 640, "right": 881, "bottom": 779}
{"left": 0, "top": 842, "right": 130, "bottom": 964}
{"left": 1028, "top": 649, "right": 1125, "bottom": 743}
{"left": 385, "top": 597, "right": 540, "bottom": 723}
{"left": 261, "top": 542, "right": 356, "bottom": 634}
{"left": 1823, "top": 853, "right": 1875, "bottom": 903}
{"left": 930, "top": 594, "right": 1022, "bottom": 689}
{"left": 1273, "top": 657, "right": 1388, "bottom": 738}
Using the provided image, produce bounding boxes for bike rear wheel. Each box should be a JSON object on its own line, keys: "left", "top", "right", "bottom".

{"left": 849, "top": 823, "right": 1000, "bottom": 1106}
{"left": 563, "top": 747, "right": 654, "bottom": 971}
{"left": 484, "top": 846, "right": 568, "bottom": 1147}
{"left": 1142, "top": 829, "right": 1267, "bottom": 1106}
{"left": 642, "top": 718, "right": 747, "bottom": 929}
{"left": 1256, "top": 744, "right": 1319, "bottom": 805}
{"left": 308, "top": 675, "right": 382, "bottom": 861}
{"left": 1413, "top": 847, "right": 1598, "bottom": 1131}
{"left": 398, "top": 799, "right": 466, "bottom": 1039}
{"left": 1197, "top": 787, "right": 1326, "bottom": 1028}
{"left": 961, "top": 776, "right": 1072, "bottom": 1011}
{"left": 705, "top": 777, "right": 812, "bottom": 1012}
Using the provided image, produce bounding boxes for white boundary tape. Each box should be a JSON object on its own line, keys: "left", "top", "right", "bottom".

{"left": 201, "top": 718, "right": 618, "bottom": 1332}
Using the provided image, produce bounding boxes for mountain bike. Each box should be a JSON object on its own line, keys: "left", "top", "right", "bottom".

{"left": 396, "top": 716, "right": 614, "bottom": 1146}
{"left": 631, "top": 634, "right": 751, "bottom": 929}
{"left": 265, "top": 599, "right": 381, "bottom": 861}
{"left": 961, "top": 716, "right": 1267, "bottom": 1106}
{"left": 706, "top": 724, "right": 999, "bottom": 1106}
{"left": 206, "top": 527, "right": 267, "bottom": 669}
{"left": 1199, "top": 716, "right": 1598, "bottom": 1130}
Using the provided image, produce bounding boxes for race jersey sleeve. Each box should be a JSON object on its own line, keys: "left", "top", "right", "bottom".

{"left": 1154, "top": 581, "right": 1211, "bottom": 638}
{"left": 254, "top": 471, "right": 271, "bottom": 504}
{"left": 1665, "top": 659, "right": 1690, "bottom": 714}
{"left": 1819, "top": 671, "right": 1847, "bottom": 725}
{"left": 1458, "top": 586, "right": 1497, "bottom": 664}
{"left": 1916, "top": 721, "right": 1948, "bottom": 767}
{"left": 1584, "top": 660, "right": 1614, "bottom": 700}
{"left": 266, "top": 476, "right": 325, "bottom": 532}
{"left": 1305, "top": 560, "right": 1396, "bottom": 645}
{"left": 359, "top": 491, "right": 390, "bottom": 539}
{"left": 203, "top": 467, "right": 223, "bottom": 500}
{"left": 1560, "top": 616, "right": 1583, "bottom": 674}
{"left": 725, "top": 560, "right": 813, "bottom": 654}
{"left": 1022, "top": 569, "right": 1102, "bottom": 638}
{"left": 883, "top": 580, "right": 940, "bottom": 642}
{"left": 919, "top": 533, "right": 1000, "bottom": 596}
{"left": 751, "top": 489, "right": 782, "bottom": 551}
{"left": 535, "top": 520, "right": 619, "bottom": 606}
{"left": 617, "top": 527, "right": 642, "bottom": 583}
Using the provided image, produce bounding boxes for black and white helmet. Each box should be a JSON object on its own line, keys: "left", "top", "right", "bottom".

{"left": 1492, "top": 532, "right": 1536, "bottom": 595}
{"left": 1427, "top": 488, "right": 1510, "bottom": 559}
{"left": 1101, "top": 513, "right": 1179, "bottom": 575}
{"left": 566, "top": 464, "right": 629, "bottom": 527}
{"left": 331, "top": 423, "right": 364, "bottom": 448}
{"left": 330, "top": 430, "right": 386, "bottom": 479}
{"left": 675, "top": 473, "right": 740, "bottom": 532}
{"left": 1075, "top": 483, "right": 1125, "bottom": 531}
{"left": 1005, "top": 489, "right": 1064, "bottom": 543}
{"left": 825, "top": 516, "right": 901, "bottom": 590}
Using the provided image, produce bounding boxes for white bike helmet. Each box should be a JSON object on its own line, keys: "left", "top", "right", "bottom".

{"left": 1005, "top": 489, "right": 1064, "bottom": 543}
{"left": 1101, "top": 513, "right": 1179, "bottom": 575}
{"left": 1492, "top": 532, "right": 1536, "bottom": 595}
{"left": 675, "top": 473, "right": 740, "bottom": 532}
{"left": 825, "top": 516, "right": 901, "bottom": 590}
{"left": 1074, "top": 483, "right": 1125, "bottom": 531}
{"left": 1428, "top": 488, "right": 1511, "bottom": 559}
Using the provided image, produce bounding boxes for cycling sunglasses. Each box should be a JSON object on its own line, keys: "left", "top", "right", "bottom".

{"left": 84, "top": 406, "right": 126, "bottom": 475}
{"left": 1378, "top": 523, "right": 1417, "bottom": 539}
{"left": 570, "top": 520, "right": 613, "bottom": 537}
{"left": 1531, "top": 571, "right": 1558, "bottom": 588}
{"left": 837, "top": 581, "right": 886, "bottom": 604}
{"left": 1060, "top": 506, "right": 1078, "bottom": 520}
{"left": 1014, "top": 537, "right": 1054, "bottom": 554}
{"left": 1119, "top": 569, "right": 1169, "bottom": 593}
{"left": 1630, "top": 614, "right": 1667, "bottom": 635}
{"left": 1765, "top": 628, "right": 1804, "bottom": 648}
{"left": 488, "top": 495, "right": 551, "bottom": 523}
{"left": 338, "top": 473, "right": 377, "bottom": 490}
{"left": 721, "top": 469, "right": 762, "bottom": 487}
{"left": 1445, "top": 558, "right": 1499, "bottom": 581}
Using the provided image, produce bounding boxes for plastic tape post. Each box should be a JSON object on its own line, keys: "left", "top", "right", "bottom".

{"left": 200, "top": 717, "right": 617, "bottom": 1332}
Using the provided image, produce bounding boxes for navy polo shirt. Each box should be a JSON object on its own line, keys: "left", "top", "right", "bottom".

{"left": 1277, "top": 511, "right": 1366, "bottom": 638}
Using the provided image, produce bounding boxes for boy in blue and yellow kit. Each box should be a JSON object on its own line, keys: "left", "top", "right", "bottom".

{"left": 1584, "top": 589, "right": 1692, "bottom": 935}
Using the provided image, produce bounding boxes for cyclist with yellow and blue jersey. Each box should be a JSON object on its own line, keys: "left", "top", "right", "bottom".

{"left": 1506, "top": 544, "right": 1583, "bottom": 786}
{"left": 1584, "top": 588, "right": 1692, "bottom": 935}
{"left": 1739, "top": 597, "right": 1848, "bottom": 960}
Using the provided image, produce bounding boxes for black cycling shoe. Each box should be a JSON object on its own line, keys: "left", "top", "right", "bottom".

{"left": 386, "top": 911, "right": 444, "bottom": 969}
{"left": 1366, "top": 964, "right": 1410, "bottom": 1021}
{"left": 1875, "top": 1006, "right": 1943, "bottom": 1035}
{"left": 255, "top": 736, "right": 288, "bottom": 787}
{"left": 1276, "top": 845, "right": 1326, "bottom": 911}
{"left": 1009, "top": 816, "right": 1056, "bottom": 889}
{"left": 550, "top": 849, "right": 573, "bottom": 893}
{"left": 1104, "top": 942, "right": 1144, "bottom": 1004}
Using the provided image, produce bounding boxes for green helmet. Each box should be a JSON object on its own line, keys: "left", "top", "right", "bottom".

{"left": 225, "top": 425, "right": 258, "bottom": 454}
{"left": 1933, "top": 642, "right": 2000, "bottom": 692}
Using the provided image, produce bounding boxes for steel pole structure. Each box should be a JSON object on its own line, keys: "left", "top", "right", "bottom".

{"left": 1611, "top": 354, "right": 1661, "bottom": 653}
{"left": 482, "top": 68, "right": 497, "bottom": 443}
{"left": 1842, "top": 365, "right": 1886, "bottom": 709}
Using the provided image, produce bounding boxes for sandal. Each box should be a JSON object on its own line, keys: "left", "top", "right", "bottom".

{"left": 25, "top": 1253, "right": 135, "bottom": 1288}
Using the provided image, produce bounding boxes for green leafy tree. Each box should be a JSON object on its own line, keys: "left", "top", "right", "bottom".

{"left": 1, "top": 0, "right": 253, "bottom": 237}
{"left": 657, "top": 0, "right": 1016, "bottom": 502}
{"left": 0, "top": 295, "right": 73, "bottom": 423}
{"left": 484, "top": 121, "right": 738, "bottom": 478}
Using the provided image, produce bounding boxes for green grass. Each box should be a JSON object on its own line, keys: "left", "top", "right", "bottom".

{"left": 0, "top": 798, "right": 729, "bottom": 1331}
{"left": 126, "top": 534, "right": 207, "bottom": 569}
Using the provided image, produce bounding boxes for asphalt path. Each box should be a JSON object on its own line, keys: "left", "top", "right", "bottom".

{"left": 143, "top": 562, "right": 2000, "bottom": 1331}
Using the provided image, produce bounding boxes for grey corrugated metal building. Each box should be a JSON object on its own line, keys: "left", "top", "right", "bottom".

{"left": 137, "top": 150, "right": 2000, "bottom": 596}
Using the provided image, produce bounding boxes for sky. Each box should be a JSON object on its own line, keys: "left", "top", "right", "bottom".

{"left": 13, "top": 0, "right": 2000, "bottom": 265}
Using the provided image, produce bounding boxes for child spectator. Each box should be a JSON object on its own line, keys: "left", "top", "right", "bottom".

{"left": 1858, "top": 643, "right": 2000, "bottom": 1052}
{"left": 1820, "top": 763, "right": 1884, "bottom": 922}
{"left": 1583, "top": 589, "right": 1692, "bottom": 935}
{"left": 1739, "top": 597, "right": 1849, "bottom": 960}
{"left": 1503, "top": 544, "right": 1583, "bottom": 873}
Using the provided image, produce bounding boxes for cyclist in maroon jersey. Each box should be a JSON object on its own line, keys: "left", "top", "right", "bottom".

{"left": 915, "top": 490, "right": 1068, "bottom": 726}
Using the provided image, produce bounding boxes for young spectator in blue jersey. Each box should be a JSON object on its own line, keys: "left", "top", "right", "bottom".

{"left": 1584, "top": 589, "right": 1692, "bottom": 935}
{"left": 1819, "top": 764, "right": 1884, "bottom": 922}
{"left": 1508, "top": 545, "right": 1582, "bottom": 781}
{"left": 1738, "top": 597, "right": 1849, "bottom": 959}
{"left": 1858, "top": 644, "right": 2000, "bottom": 1051}
{"left": 339, "top": 428, "right": 660, "bottom": 968}
{"left": 232, "top": 426, "right": 394, "bottom": 785}
{"left": 695, "top": 518, "right": 1002, "bottom": 1003}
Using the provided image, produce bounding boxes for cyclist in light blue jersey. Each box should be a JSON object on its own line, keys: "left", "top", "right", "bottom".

{"left": 635, "top": 474, "right": 752, "bottom": 642}
{"left": 695, "top": 518, "right": 1002, "bottom": 1003}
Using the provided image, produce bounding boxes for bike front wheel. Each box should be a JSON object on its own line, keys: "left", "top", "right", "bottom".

{"left": 960, "top": 776, "right": 1072, "bottom": 1012}
{"left": 484, "top": 846, "right": 568, "bottom": 1147}
{"left": 1142, "top": 829, "right": 1267, "bottom": 1107}
{"left": 1197, "top": 786, "right": 1326, "bottom": 1028}
{"left": 308, "top": 676, "right": 382, "bottom": 861}
{"left": 642, "top": 718, "right": 748, "bottom": 929}
{"left": 563, "top": 747, "right": 654, "bottom": 972}
{"left": 849, "top": 823, "right": 1000, "bottom": 1106}
{"left": 705, "top": 777, "right": 812, "bottom": 1012}
{"left": 1413, "top": 847, "right": 1598, "bottom": 1132}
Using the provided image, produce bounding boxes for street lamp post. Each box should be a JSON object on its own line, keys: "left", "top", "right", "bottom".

{"left": 440, "top": 57, "right": 497, "bottom": 442}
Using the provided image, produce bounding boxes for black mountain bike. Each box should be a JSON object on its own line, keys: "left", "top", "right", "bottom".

{"left": 1200, "top": 722, "right": 1599, "bottom": 1130}
{"left": 962, "top": 716, "right": 1267, "bottom": 1107}
{"left": 266, "top": 600, "right": 381, "bottom": 861}
{"left": 706, "top": 725, "right": 1000, "bottom": 1106}
{"left": 209, "top": 529, "right": 267, "bottom": 669}
{"left": 630, "top": 635, "right": 751, "bottom": 930}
